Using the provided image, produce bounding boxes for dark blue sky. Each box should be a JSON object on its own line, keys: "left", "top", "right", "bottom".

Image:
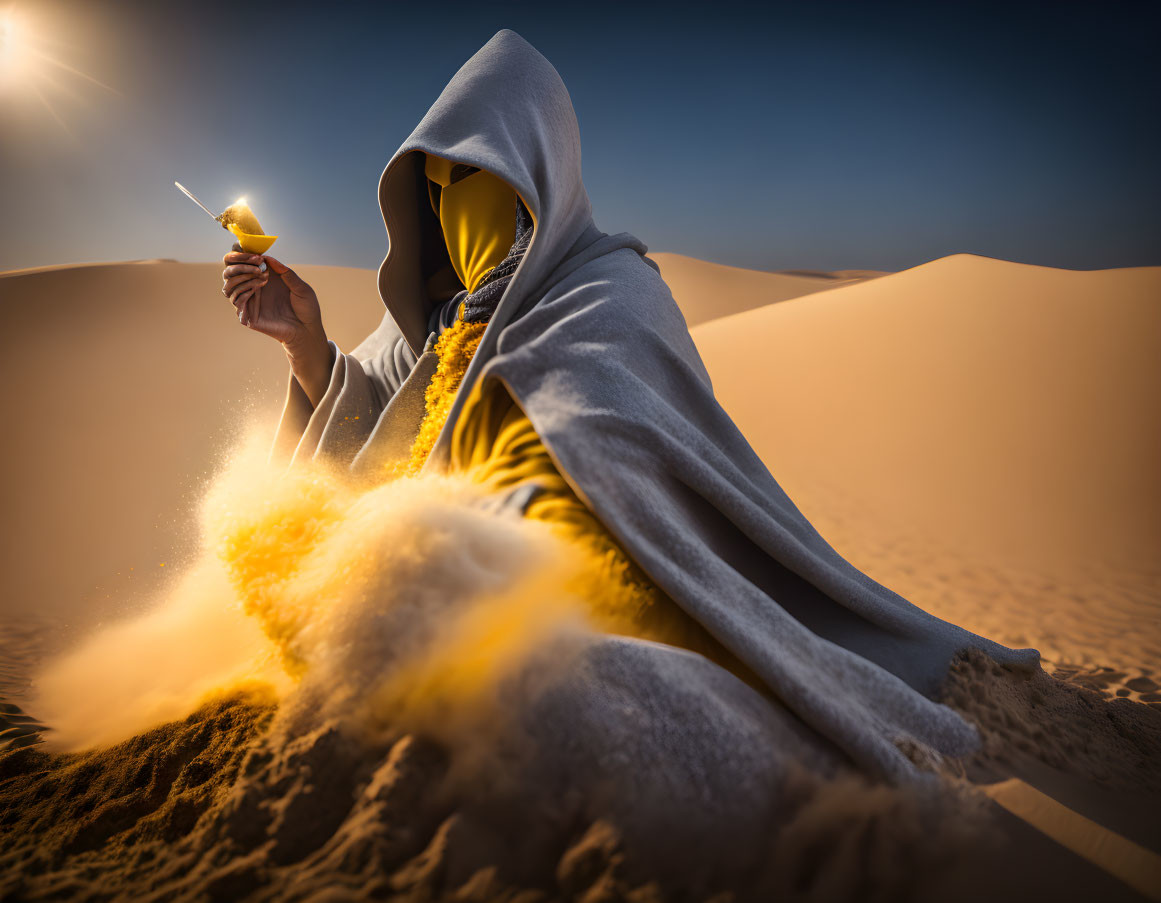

{"left": 1, "top": 0, "right": 1158, "bottom": 273}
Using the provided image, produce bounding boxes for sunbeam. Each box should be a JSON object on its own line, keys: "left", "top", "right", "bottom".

{"left": 0, "top": 5, "right": 118, "bottom": 135}
{"left": 31, "top": 45, "right": 120, "bottom": 95}
{"left": 27, "top": 80, "right": 72, "bottom": 137}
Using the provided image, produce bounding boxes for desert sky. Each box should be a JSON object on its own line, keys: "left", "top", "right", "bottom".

{"left": 1, "top": 1, "right": 1159, "bottom": 275}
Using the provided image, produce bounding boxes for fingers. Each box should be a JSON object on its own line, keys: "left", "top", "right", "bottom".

{"left": 221, "top": 250, "right": 264, "bottom": 266}
{"left": 223, "top": 272, "right": 266, "bottom": 296}
{"left": 229, "top": 284, "right": 252, "bottom": 309}
{"left": 263, "top": 255, "right": 308, "bottom": 291}
{"left": 227, "top": 282, "right": 261, "bottom": 310}
{"left": 223, "top": 263, "right": 264, "bottom": 279}
{"left": 229, "top": 243, "right": 267, "bottom": 271}
{"left": 231, "top": 286, "right": 255, "bottom": 326}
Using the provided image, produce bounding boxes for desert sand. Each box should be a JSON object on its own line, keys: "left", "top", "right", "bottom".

{"left": 0, "top": 260, "right": 385, "bottom": 652}
{"left": 689, "top": 253, "right": 1161, "bottom": 681}
{"left": 1, "top": 253, "right": 1159, "bottom": 900}
{"left": 650, "top": 252, "right": 886, "bottom": 327}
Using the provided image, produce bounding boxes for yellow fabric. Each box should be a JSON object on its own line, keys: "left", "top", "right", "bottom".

{"left": 452, "top": 376, "right": 656, "bottom": 632}
{"left": 451, "top": 375, "right": 767, "bottom": 683}
{"left": 395, "top": 317, "right": 487, "bottom": 478}
{"left": 394, "top": 316, "right": 658, "bottom": 634}
{"left": 425, "top": 154, "right": 517, "bottom": 293}
{"left": 389, "top": 192, "right": 759, "bottom": 681}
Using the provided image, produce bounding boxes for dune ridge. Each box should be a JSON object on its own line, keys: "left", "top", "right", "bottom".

{"left": 691, "top": 253, "right": 1161, "bottom": 682}
{"left": 650, "top": 251, "right": 887, "bottom": 327}
{"left": 1, "top": 251, "right": 1159, "bottom": 900}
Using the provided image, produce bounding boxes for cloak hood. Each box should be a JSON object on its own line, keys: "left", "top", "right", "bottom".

{"left": 277, "top": 29, "right": 1041, "bottom": 781}
{"left": 376, "top": 29, "right": 599, "bottom": 358}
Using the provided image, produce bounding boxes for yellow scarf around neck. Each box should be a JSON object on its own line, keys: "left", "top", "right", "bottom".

{"left": 399, "top": 318, "right": 488, "bottom": 477}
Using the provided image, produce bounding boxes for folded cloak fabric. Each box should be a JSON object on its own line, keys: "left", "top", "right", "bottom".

{"left": 270, "top": 28, "right": 1041, "bottom": 781}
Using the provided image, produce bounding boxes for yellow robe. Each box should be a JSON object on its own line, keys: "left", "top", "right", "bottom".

{"left": 450, "top": 366, "right": 760, "bottom": 685}
{"left": 399, "top": 310, "right": 759, "bottom": 686}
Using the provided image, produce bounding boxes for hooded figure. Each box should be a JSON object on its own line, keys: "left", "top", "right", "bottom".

{"left": 271, "top": 29, "right": 1039, "bottom": 783}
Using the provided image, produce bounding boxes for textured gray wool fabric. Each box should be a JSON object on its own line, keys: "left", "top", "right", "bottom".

{"left": 271, "top": 29, "right": 1041, "bottom": 781}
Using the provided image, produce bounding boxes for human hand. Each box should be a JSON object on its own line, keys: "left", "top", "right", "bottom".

{"left": 220, "top": 244, "right": 332, "bottom": 404}
{"left": 220, "top": 244, "right": 323, "bottom": 343}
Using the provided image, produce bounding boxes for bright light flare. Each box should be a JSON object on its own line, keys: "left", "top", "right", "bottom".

{"left": 0, "top": 5, "right": 119, "bottom": 134}
{"left": 0, "top": 10, "right": 32, "bottom": 84}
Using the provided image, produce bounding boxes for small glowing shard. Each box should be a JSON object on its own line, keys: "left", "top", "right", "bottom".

{"left": 218, "top": 199, "right": 277, "bottom": 254}
{"left": 219, "top": 200, "right": 264, "bottom": 236}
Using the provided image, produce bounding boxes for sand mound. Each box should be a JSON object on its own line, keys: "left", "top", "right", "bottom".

{"left": 0, "top": 255, "right": 870, "bottom": 639}
{"left": 0, "top": 261, "right": 384, "bottom": 635}
{"left": 691, "top": 254, "right": 1161, "bottom": 689}
{"left": 651, "top": 252, "right": 885, "bottom": 327}
{"left": 3, "top": 253, "right": 1160, "bottom": 900}
{"left": 0, "top": 693, "right": 274, "bottom": 863}
{"left": 4, "top": 672, "right": 1156, "bottom": 902}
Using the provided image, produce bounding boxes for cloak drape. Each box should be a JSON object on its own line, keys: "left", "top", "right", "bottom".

{"left": 271, "top": 28, "right": 1039, "bottom": 780}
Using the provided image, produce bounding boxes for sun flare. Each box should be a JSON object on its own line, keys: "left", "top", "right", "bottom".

{"left": 0, "top": 5, "right": 118, "bottom": 133}
{"left": 0, "top": 10, "right": 30, "bottom": 81}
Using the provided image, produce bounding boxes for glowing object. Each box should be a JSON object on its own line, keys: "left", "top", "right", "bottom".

{"left": 219, "top": 199, "right": 277, "bottom": 254}
{"left": 221, "top": 198, "right": 262, "bottom": 235}
{"left": 174, "top": 182, "right": 279, "bottom": 254}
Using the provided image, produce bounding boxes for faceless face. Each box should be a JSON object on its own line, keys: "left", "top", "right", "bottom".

{"left": 425, "top": 155, "right": 482, "bottom": 215}
{"left": 424, "top": 153, "right": 517, "bottom": 294}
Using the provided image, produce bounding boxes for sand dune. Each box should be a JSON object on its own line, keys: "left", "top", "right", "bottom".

{"left": 691, "top": 253, "right": 1161, "bottom": 682}
{"left": 0, "top": 253, "right": 854, "bottom": 647}
{"left": 651, "top": 251, "right": 886, "bottom": 327}
{"left": 1, "top": 252, "right": 1159, "bottom": 900}
{"left": 2, "top": 253, "right": 1157, "bottom": 685}
{"left": 0, "top": 261, "right": 383, "bottom": 653}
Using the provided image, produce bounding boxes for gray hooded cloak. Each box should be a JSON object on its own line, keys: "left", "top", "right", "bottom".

{"left": 272, "top": 28, "right": 1040, "bottom": 782}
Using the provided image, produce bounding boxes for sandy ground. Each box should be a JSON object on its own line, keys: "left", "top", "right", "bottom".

{"left": 651, "top": 253, "right": 886, "bottom": 327}
{"left": 0, "top": 260, "right": 385, "bottom": 656}
{"left": 689, "top": 253, "right": 1161, "bottom": 683}
{"left": 1, "top": 253, "right": 1159, "bottom": 900}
